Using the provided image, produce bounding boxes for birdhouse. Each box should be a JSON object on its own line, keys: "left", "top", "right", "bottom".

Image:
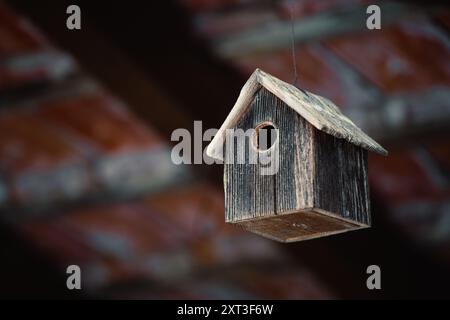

{"left": 206, "top": 69, "right": 388, "bottom": 242}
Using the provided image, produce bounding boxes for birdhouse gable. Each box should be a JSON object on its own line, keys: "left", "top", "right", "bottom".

{"left": 206, "top": 68, "right": 387, "bottom": 161}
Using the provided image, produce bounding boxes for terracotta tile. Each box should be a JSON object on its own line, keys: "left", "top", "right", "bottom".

{"left": 277, "top": 0, "right": 371, "bottom": 19}
{"left": 0, "top": 112, "right": 83, "bottom": 173}
{"left": 20, "top": 219, "right": 150, "bottom": 289}
{"left": 0, "top": 3, "right": 48, "bottom": 56}
{"left": 0, "top": 3, "right": 75, "bottom": 91}
{"left": 143, "top": 183, "right": 225, "bottom": 239}
{"left": 369, "top": 150, "right": 442, "bottom": 206}
{"left": 36, "top": 93, "right": 164, "bottom": 154}
{"left": 60, "top": 202, "right": 181, "bottom": 256}
{"left": 35, "top": 92, "right": 188, "bottom": 194}
{"left": 326, "top": 21, "right": 450, "bottom": 94}
{"left": 0, "top": 109, "right": 91, "bottom": 205}
{"left": 0, "top": 51, "right": 77, "bottom": 90}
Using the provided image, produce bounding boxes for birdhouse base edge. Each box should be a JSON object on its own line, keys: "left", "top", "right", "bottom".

{"left": 229, "top": 209, "right": 369, "bottom": 243}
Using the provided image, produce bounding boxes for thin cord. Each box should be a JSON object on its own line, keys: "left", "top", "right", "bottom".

{"left": 289, "top": 2, "right": 299, "bottom": 88}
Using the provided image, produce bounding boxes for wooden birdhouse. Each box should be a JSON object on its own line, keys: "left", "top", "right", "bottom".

{"left": 206, "top": 69, "right": 388, "bottom": 242}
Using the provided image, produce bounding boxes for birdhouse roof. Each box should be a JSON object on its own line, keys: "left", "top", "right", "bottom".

{"left": 206, "top": 69, "right": 387, "bottom": 160}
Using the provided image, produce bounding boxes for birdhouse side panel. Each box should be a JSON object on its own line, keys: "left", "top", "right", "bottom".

{"left": 313, "top": 130, "right": 370, "bottom": 226}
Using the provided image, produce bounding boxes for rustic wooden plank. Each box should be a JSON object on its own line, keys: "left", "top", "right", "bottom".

{"left": 274, "top": 90, "right": 296, "bottom": 214}
{"left": 313, "top": 130, "right": 370, "bottom": 226}
{"left": 253, "top": 90, "right": 277, "bottom": 217}
{"left": 238, "top": 210, "right": 360, "bottom": 243}
{"left": 292, "top": 110, "right": 316, "bottom": 210}
{"left": 225, "top": 87, "right": 276, "bottom": 222}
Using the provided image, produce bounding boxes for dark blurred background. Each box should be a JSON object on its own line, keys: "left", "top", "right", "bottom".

{"left": 0, "top": 0, "right": 449, "bottom": 299}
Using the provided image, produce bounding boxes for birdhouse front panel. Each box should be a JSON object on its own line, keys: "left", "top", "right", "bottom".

{"left": 207, "top": 69, "right": 387, "bottom": 242}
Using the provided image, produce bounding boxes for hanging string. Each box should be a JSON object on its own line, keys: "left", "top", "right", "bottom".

{"left": 289, "top": 1, "right": 299, "bottom": 88}
{"left": 288, "top": 1, "right": 308, "bottom": 95}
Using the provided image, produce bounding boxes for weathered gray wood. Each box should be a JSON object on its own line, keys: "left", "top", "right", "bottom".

{"left": 219, "top": 70, "right": 379, "bottom": 242}
{"left": 292, "top": 106, "right": 315, "bottom": 210}
{"left": 224, "top": 88, "right": 371, "bottom": 241}
{"left": 226, "top": 87, "right": 316, "bottom": 222}
{"left": 274, "top": 90, "right": 297, "bottom": 214}
{"left": 207, "top": 68, "right": 387, "bottom": 162}
{"left": 238, "top": 210, "right": 360, "bottom": 243}
{"left": 313, "top": 130, "right": 370, "bottom": 226}
{"left": 225, "top": 87, "right": 277, "bottom": 222}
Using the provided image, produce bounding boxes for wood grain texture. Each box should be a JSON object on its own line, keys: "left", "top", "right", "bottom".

{"left": 293, "top": 106, "right": 315, "bottom": 210}
{"left": 207, "top": 68, "right": 387, "bottom": 161}
{"left": 225, "top": 87, "right": 316, "bottom": 222}
{"left": 238, "top": 210, "right": 361, "bottom": 243}
{"left": 225, "top": 87, "right": 277, "bottom": 222}
{"left": 313, "top": 130, "right": 371, "bottom": 226}
{"left": 224, "top": 88, "right": 371, "bottom": 241}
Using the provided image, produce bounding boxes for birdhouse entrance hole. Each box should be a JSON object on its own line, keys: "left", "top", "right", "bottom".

{"left": 254, "top": 122, "right": 277, "bottom": 151}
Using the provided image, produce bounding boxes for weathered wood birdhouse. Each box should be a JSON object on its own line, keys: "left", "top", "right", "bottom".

{"left": 206, "top": 69, "right": 387, "bottom": 242}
